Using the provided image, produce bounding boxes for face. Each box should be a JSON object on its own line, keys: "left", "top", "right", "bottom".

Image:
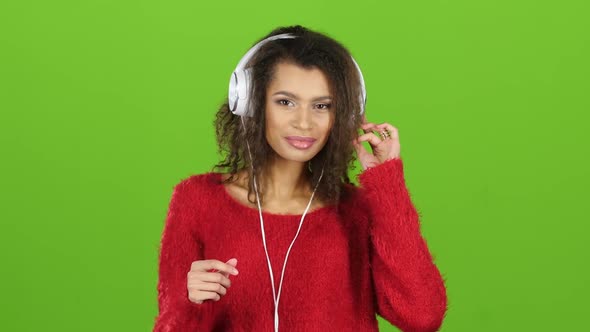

{"left": 264, "top": 61, "right": 336, "bottom": 164}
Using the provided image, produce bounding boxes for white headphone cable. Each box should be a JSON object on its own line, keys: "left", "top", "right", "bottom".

{"left": 240, "top": 117, "right": 325, "bottom": 332}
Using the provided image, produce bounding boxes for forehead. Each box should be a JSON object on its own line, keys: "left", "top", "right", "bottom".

{"left": 268, "top": 61, "right": 331, "bottom": 96}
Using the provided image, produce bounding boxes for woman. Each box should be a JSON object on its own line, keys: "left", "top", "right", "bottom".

{"left": 153, "top": 25, "right": 448, "bottom": 332}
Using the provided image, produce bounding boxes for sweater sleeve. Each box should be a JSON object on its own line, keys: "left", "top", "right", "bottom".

{"left": 153, "top": 178, "right": 209, "bottom": 332}
{"left": 357, "top": 157, "right": 448, "bottom": 332}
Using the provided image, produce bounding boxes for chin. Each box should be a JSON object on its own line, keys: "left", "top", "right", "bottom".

{"left": 275, "top": 142, "right": 324, "bottom": 163}
{"left": 276, "top": 150, "right": 317, "bottom": 163}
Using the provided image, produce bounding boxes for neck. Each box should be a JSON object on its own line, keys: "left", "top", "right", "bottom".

{"left": 258, "top": 155, "right": 312, "bottom": 202}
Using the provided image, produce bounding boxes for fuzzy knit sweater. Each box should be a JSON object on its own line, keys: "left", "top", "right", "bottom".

{"left": 153, "top": 157, "right": 448, "bottom": 332}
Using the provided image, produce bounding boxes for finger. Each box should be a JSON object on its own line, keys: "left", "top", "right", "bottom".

{"left": 375, "top": 123, "right": 399, "bottom": 140}
{"left": 219, "top": 258, "right": 238, "bottom": 278}
{"left": 189, "top": 290, "right": 220, "bottom": 303}
{"left": 360, "top": 123, "right": 377, "bottom": 129}
{"left": 375, "top": 122, "right": 397, "bottom": 131}
{"left": 357, "top": 132, "right": 383, "bottom": 147}
{"left": 359, "top": 122, "right": 378, "bottom": 134}
{"left": 192, "top": 281, "right": 227, "bottom": 296}
{"left": 226, "top": 258, "right": 238, "bottom": 267}
{"left": 193, "top": 259, "right": 239, "bottom": 276}
{"left": 189, "top": 271, "right": 232, "bottom": 289}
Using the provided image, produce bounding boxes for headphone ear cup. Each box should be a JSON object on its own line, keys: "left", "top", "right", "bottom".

{"left": 229, "top": 68, "right": 253, "bottom": 117}
{"left": 233, "top": 68, "right": 252, "bottom": 116}
{"left": 228, "top": 70, "right": 240, "bottom": 114}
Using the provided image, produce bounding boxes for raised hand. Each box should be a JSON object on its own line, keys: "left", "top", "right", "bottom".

{"left": 187, "top": 258, "right": 239, "bottom": 304}
{"left": 352, "top": 114, "right": 401, "bottom": 170}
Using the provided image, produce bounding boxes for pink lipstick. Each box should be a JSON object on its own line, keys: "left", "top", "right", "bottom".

{"left": 285, "top": 136, "right": 317, "bottom": 150}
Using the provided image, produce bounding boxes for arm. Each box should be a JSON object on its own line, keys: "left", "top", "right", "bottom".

{"left": 153, "top": 179, "right": 209, "bottom": 332}
{"left": 358, "top": 157, "right": 448, "bottom": 332}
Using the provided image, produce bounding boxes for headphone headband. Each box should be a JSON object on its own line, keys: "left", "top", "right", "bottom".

{"left": 228, "top": 33, "right": 367, "bottom": 117}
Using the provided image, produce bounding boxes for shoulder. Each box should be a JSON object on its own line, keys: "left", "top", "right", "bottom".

{"left": 338, "top": 182, "right": 371, "bottom": 215}
{"left": 165, "top": 172, "right": 222, "bottom": 238}
{"left": 169, "top": 172, "right": 221, "bottom": 207}
{"left": 173, "top": 172, "right": 219, "bottom": 192}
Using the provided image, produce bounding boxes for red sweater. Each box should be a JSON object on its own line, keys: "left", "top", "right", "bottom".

{"left": 153, "top": 157, "right": 448, "bottom": 331}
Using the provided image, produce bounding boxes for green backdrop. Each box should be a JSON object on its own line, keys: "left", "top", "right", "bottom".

{"left": 1, "top": 0, "right": 588, "bottom": 331}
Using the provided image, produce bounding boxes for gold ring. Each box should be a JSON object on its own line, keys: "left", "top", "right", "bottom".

{"left": 380, "top": 130, "right": 391, "bottom": 140}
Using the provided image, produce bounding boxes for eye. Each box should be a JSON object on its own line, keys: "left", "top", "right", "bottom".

{"left": 276, "top": 99, "right": 294, "bottom": 107}
{"left": 315, "top": 103, "right": 332, "bottom": 111}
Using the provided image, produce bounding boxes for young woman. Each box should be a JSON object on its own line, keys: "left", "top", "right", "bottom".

{"left": 153, "top": 25, "right": 448, "bottom": 332}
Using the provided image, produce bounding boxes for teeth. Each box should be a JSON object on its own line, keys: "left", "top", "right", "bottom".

{"left": 289, "top": 140, "right": 312, "bottom": 148}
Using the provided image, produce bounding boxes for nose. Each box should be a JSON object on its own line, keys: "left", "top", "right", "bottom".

{"left": 293, "top": 107, "right": 313, "bottom": 130}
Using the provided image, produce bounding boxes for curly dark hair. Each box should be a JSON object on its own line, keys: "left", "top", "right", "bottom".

{"left": 212, "top": 25, "right": 365, "bottom": 206}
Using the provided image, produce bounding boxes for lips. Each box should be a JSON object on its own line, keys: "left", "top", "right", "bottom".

{"left": 285, "top": 136, "right": 317, "bottom": 150}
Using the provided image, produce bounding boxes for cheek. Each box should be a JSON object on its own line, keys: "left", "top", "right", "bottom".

{"left": 320, "top": 116, "right": 335, "bottom": 137}
{"left": 264, "top": 112, "right": 283, "bottom": 141}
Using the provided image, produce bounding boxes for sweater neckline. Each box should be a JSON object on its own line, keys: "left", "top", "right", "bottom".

{"left": 212, "top": 172, "right": 336, "bottom": 220}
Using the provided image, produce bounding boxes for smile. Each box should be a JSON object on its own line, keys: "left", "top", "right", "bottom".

{"left": 285, "top": 136, "right": 317, "bottom": 150}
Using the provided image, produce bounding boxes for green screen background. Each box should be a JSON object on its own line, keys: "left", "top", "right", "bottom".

{"left": 1, "top": 0, "right": 588, "bottom": 331}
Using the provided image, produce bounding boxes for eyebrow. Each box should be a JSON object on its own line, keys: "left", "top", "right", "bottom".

{"left": 271, "top": 91, "right": 332, "bottom": 102}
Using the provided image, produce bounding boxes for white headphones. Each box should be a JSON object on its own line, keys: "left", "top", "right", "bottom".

{"left": 228, "top": 33, "right": 367, "bottom": 117}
